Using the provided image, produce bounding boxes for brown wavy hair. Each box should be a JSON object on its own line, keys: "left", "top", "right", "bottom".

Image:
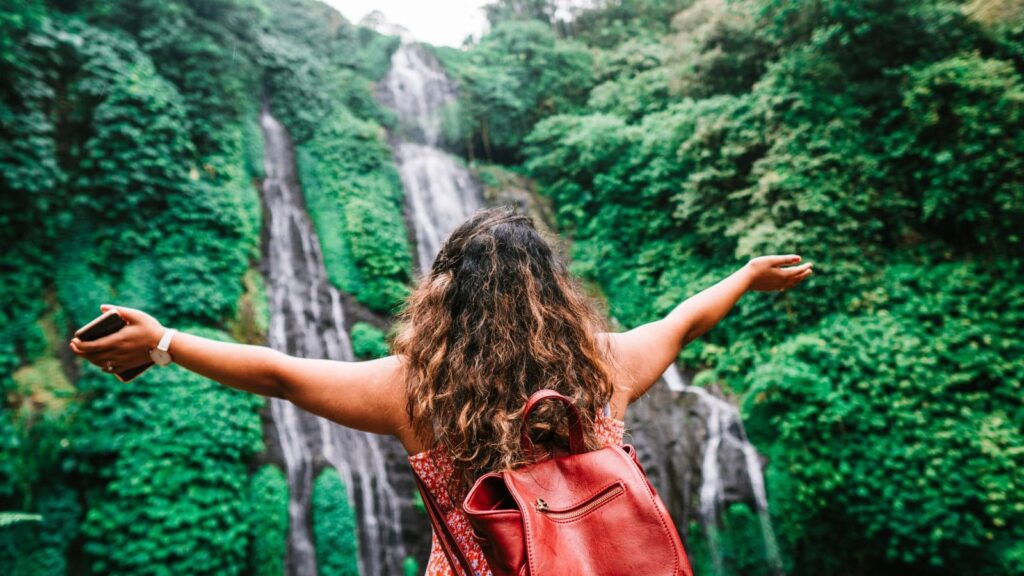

{"left": 392, "top": 206, "right": 615, "bottom": 497}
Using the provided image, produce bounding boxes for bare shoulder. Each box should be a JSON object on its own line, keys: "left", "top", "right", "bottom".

{"left": 596, "top": 332, "right": 644, "bottom": 420}
{"left": 597, "top": 326, "right": 679, "bottom": 413}
{"left": 374, "top": 355, "right": 413, "bottom": 429}
{"left": 379, "top": 356, "right": 425, "bottom": 454}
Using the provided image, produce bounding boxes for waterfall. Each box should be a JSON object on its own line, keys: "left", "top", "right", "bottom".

{"left": 662, "top": 364, "right": 784, "bottom": 575}
{"left": 379, "top": 42, "right": 482, "bottom": 272}
{"left": 259, "top": 106, "right": 407, "bottom": 576}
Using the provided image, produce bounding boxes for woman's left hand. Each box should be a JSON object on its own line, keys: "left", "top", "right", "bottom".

{"left": 743, "top": 255, "right": 814, "bottom": 292}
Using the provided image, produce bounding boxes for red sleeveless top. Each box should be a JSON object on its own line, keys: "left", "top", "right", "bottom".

{"left": 407, "top": 411, "right": 627, "bottom": 576}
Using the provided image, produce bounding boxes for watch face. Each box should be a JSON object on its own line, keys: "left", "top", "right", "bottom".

{"left": 150, "top": 348, "right": 172, "bottom": 366}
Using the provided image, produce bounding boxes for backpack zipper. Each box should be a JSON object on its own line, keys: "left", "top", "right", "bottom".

{"left": 534, "top": 482, "right": 624, "bottom": 520}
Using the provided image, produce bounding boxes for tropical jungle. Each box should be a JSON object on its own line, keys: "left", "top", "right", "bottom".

{"left": 1, "top": 0, "right": 1022, "bottom": 575}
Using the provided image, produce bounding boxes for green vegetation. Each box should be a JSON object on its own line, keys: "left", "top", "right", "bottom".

{"left": 687, "top": 504, "right": 780, "bottom": 576}
{"left": 0, "top": 484, "right": 79, "bottom": 576}
{"left": 743, "top": 260, "right": 1024, "bottom": 573}
{"left": 297, "top": 110, "right": 413, "bottom": 313}
{"left": 433, "top": 20, "right": 593, "bottom": 161}
{"left": 228, "top": 267, "right": 272, "bottom": 345}
{"left": 79, "top": 335, "right": 264, "bottom": 575}
{"left": 249, "top": 465, "right": 290, "bottom": 576}
{"left": 351, "top": 322, "right": 391, "bottom": 359}
{"left": 1, "top": 0, "right": 267, "bottom": 568}
{"left": 312, "top": 470, "right": 361, "bottom": 576}
{"left": 264, "top": 0, "right": 413, "bottom": 313}
{"left": 0, "top": 0, "right": 384, "bottom": 573}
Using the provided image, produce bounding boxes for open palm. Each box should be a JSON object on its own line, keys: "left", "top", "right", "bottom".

{"left": 745, "top": 255, "right": 814, "bottom": 292}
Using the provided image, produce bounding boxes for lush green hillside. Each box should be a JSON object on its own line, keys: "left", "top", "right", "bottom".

{"left": 445, "top": 1, "right": 1024, "bottom": 574}
{"left": 0, "top": 0, "right": 403, "bottom": 573}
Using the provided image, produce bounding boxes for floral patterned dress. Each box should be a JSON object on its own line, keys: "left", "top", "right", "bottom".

{"left": 407, "top": 408, "right": 627, "bottom": 576}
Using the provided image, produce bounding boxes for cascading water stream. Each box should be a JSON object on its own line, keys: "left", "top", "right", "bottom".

{"left": 661, "top": 364, "right": 784, "bottom": 575}
{"left": 259, "top": 105, "right": 407, "bottom": 576}
{"left": 379, "top": 42, "right": 482, "bottom": 272}
{"left": 743, "top": 444, "right": 784, "bottom": 574}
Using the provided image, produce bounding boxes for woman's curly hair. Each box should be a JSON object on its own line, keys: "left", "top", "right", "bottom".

{"left": 392, "top": 206, "right": 615, "bottom": 498}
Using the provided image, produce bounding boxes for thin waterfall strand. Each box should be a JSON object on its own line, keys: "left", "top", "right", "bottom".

{"left": 260, "top": 106, "right": 408, "bottom": 576}
{"left": 380, "top": 42, "right": 482, "bottom": 272}
{"left": 662, "top": 363, "right": 784, "bottom": 575}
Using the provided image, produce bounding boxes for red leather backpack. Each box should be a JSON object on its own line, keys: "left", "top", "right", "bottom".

{"left": 414, "top": 389, "right": 694, "bottom": 576}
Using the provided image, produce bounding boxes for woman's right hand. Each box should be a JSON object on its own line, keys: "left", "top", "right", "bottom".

{"left": 69, "top": 305, "right": 165, "bottom": 374}
{"left": 743, "top": 255, "right": 814, "bottom": 292}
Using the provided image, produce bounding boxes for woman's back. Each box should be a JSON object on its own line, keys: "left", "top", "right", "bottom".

{"left": 391, "top": 208, "right": 623, "bottom": 498}
{"left": 410, "top": 408, "right": 627, "bottom": 576}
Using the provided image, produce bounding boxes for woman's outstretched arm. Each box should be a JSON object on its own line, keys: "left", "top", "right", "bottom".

{"left": 68, "top": 305, "right": 407, "bottom": 436}
{"left": 601, "top": 255, "right": 813, "bottom": 404}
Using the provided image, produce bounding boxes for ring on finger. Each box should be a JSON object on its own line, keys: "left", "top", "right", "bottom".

{"left": 105, "top": 361, "right": 114, "bottom": 373}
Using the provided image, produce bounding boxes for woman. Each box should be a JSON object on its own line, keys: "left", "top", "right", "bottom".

{"left": 69, "top": 207, "right": 812, "bottom": 575}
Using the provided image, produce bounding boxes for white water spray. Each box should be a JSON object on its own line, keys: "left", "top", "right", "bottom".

{"left": 380, "top": 42, "right": 482, "bottom": 272}
{"left": 662, "top": 363, "right": 784, "bottom": 575}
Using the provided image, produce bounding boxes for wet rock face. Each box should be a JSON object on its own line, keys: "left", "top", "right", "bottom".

{"left": 625, "top": 380, "right": 703, "bottom": 537}
{"left": 625, "top": 379, "right": 760, "bottom": 539}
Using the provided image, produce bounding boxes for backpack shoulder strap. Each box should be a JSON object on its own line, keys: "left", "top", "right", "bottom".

{"left": 521, "top": 389, "right": 585, "bottom": 454}
{"left": 413, "top": 470, "right": 474, "bottom": 576}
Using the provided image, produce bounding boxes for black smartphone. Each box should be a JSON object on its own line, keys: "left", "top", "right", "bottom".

{"left": 74, "top": 309, "right": 154, "bottom": 382}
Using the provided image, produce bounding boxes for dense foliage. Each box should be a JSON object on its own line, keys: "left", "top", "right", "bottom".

{"left": 1, "top": 0, "right": 267, "bottom": 570}
{"left": 456, "top": 0, "right": 1024, "bottom": 574}
{"left": 432, "top": 21, "right": 594, "bottom": 162}
{"left": 297, "top": 110, "right": 413, "bottom": 312}
{"left": 351, "top": 322, "right": 391, "bottom": 359}
{"left": 0, "top": 0, "right": 377, "bottom": 573}
{"left": 249, "top": 465, "right": 289, "bottom": 576}
{"left": 78, "top": 332, "right": 264, "bottom": 575}
{"left": 312, "top": 470, "right": 361, "bottom": 576}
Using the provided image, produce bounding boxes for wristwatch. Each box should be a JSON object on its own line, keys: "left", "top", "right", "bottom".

{"left": 149, "top": 329, "right": 178, "bottom": 366}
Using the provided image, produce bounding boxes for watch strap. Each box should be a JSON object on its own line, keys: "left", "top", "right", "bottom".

{"left": 157, "top": 329, "right": 177, "bottom": 354}
{"left": 156, "top": 327, "right": 177, "bottom": 350}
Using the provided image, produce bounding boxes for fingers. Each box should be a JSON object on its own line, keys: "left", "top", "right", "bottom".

{"left": 102, "top": 304, "right": 143, "bottom": 324}
{"left": 74, "top": 347, "right": 144, "bottom": 373}
{"left": 71, "top": 304, "right": 156, "bottom": 376}
{"left": 70, "top": 344, "right": 114, "bottom": 364}
{"left": 783, "top": 262, "right": 813, "bottom": 275}
{"left": 783, "top": 267, "right": 813, "bottom": 290}
{"left": 764, "top": 254, "right": 801, "bottom": 267}
{"left": 70, "top": 332, "right": 122, "bottom": 355}
{"left": 70, "top": 315, "right": 151, "bottom": 354}
{"left": 75, "top": 351, "right": 113, "bottom": 370}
